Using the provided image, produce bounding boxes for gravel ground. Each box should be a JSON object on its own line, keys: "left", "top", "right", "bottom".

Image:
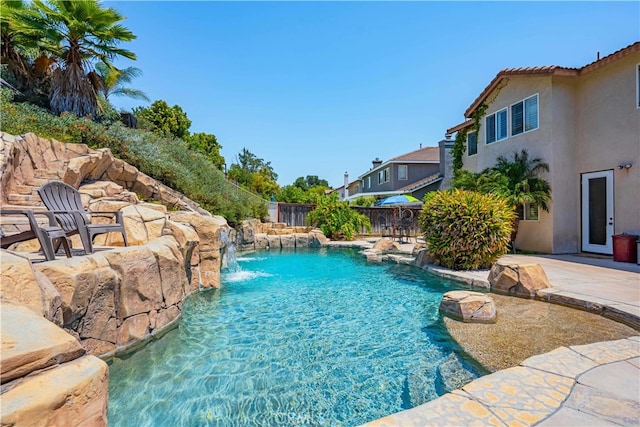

{"left": 444, "top": 293, "right": 639, "bottom": 372}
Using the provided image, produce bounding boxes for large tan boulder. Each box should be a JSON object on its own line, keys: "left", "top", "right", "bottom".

{"left": 103, "top": 245, "right": 163, "bottom": 321}
{"left": 267, "top": 235, "right": 282, "bottom": 249}
{"left": 146, "top": 237, "right": 187, "bottom": 306}
{"left": 65, "top": 149, "right": 113, "bottom": 188}
{"left": 372, "top": 238, "right": 401, "bottom": 252}
{"left": 169, "top": 212, "right": 226, "bottom": 289}
{"left": 90, "top": 202, "right": 167, "bottom": 247}
{"left": 255, "top": 233, "right": 268, "bottom": 249}
{"left": 414, "top": 248, "right": 436, "bottom": 268}
{"left": 169, "top": 211, "right": 226, "bottom": 253}
{"left": 116, "top": 313, "right": 150, "bottom": 347}
{"left": 1, "top": 301, "right": 85, "bottom": 383}
{"left": 281, "top": 234, "right": 296, "bottom": 248}
{"left": 439, "top": 291, "right": 497, "bottom": 323}
{"left": 0, "top": 355, "right": 108, "bottom": 426}
{"left": 309, "top": 229, "right": 328, "bottom": 247}
{"left": 163, "top": 219, "right": 201, "bottom": 290}
{"left": 33, "top": 254, "right": 117, "bottom": 328}
{"left": 294, "top": 233, "right": 310, "bottom": 248}
{"left": 0, "top": 251, "right": 63, "bottom": 325}
{"left": 489, "top": 262, "right": 552, "bottom": 298}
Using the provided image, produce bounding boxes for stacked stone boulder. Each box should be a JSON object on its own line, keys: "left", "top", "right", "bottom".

{"left": 234, "top": 218, "right": 328, "bottom": 250}
{"left": 439, "top": 290, "right": 497, "bottom": 323}
{"left": 1, "top": 302, "right": 109, "bottom": 425}
{"left": 488, "top": 261, "right": 552, "bottom": 298}
{"left": 1, "top": 131, "right": 204, "bottom": 213}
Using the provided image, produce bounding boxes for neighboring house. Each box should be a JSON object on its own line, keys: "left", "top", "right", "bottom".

{"left": 346, "top": 143, "right": 450, "bottom": 202}
{"left": 446, "top": 42, "right": 640, "bottom": 255}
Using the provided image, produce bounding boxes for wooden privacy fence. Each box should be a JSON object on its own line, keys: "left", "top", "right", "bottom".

{"left": 276, "top": 203, "right": 422, "bottom": 238}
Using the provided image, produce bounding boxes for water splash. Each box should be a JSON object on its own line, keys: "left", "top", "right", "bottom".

{"left": 220, "top": 230, "right": 240, "bottom": 272}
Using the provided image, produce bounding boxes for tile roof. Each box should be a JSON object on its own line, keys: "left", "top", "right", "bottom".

{"left": 399, "top": 173, "right": 442, "bottom": 193}
{"left": 446, "top": 119, "right": 474, "bottom": 135}
{"left": 390, "top": 146, "right": 439, "bottom": 162}
{"left": 464, "top": 41, "right": 640, "bottom": 118}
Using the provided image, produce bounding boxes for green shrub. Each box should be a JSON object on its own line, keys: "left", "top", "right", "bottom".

{"left": 306, "top": 194, "right": 371, "bottom": 240}
{"left": 0, "top": 88, "right": 267, "bottom": 224}
{"left": 351, "top": 195, "right": 376, "bottom": 207}
{"left": 419, "top": 189, "right": 515, "bottom": 270}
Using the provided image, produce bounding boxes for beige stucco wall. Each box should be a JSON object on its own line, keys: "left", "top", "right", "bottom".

{"left": 461, "top": 52, "right": 640, "bottom": 254}
{"left": 548, "top": 76, "right": 579, "bottom": 253}
{"left": 576, "top": 54, "right": 640, "bottom": 239}
{"left": 462, "top": 76, "right": 556, "bottom": 253}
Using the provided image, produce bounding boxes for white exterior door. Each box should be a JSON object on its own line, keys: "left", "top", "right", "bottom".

{"left": 581, "top": 170, "right": 614, "bottom": 254}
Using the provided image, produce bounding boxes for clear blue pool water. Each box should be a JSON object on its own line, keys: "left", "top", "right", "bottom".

{"left": 108, "top": 248, "right": 481, "bottom": 426}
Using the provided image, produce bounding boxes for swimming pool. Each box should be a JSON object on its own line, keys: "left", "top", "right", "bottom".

{"left": 108, "top": 248, "right": 481, "bottom": 426}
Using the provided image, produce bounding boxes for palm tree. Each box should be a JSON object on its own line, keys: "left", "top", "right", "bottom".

{"left": 94, "top": 62, "right": 149, "bottom": 103}
{"left": 1, "top": 1, "right": 59, "bottom": 106}
{"left": 453, "top": 149, "right": 551, "bottom": 246}
{"left": 11, "top": 0, "right": 137, "bottom": 117}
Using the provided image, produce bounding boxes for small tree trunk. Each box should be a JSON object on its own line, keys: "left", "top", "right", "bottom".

{"left": 510, "top": 217, "right": 520, "bottom": 253}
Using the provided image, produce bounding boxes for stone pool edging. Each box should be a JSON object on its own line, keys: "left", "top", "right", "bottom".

{"left": 363, "top": 337, "right": 640, "bottom": 426}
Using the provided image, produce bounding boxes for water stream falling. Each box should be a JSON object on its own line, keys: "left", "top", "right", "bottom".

{"left": 220, "top": 230, "right": 239, "bottom": 272}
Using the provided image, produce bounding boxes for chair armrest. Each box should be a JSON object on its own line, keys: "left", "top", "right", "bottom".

{"left": 0, "top": 209, "right": 59, "bottom": 228}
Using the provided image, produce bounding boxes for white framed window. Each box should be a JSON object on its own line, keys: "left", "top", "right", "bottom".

{"left": 398, "top": 165, "right": 408, "bottom": 180}
{"left": 378, "top": 168, "right": 390, "bottom": 184}
{"left": 485, "top": 108, "right": 508, "bottom": 144}
{"left": 511, "top": 94, "right": 539, "bottom": 136}
{"left": 517, "top": 203, "right": 539, "bottom": 221}
{"left": 467, "top": 131, "right": 477, "bottom": 156}
{"left": 366, "top": 176, "right": 371, "bottom": 189}
{"left": 636, "top": 64, "right": 640, "bottom": 108}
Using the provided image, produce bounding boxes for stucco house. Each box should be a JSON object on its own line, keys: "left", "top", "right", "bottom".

{"left": 446, "top": 42, "right": 640, "bottom": 255}
{"left": 345, "top": 144, "right": 450, "bottom": 202}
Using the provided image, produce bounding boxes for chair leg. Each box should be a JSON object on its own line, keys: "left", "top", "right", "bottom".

{"left": 121, "top": 230, "right": 129, "bottom": 247}
{"left": 39, "top": 235, "right": 57, "bottom": 261}
{"left": 59, "top": 237, "right": 72, "bottom": 258}
{"left": 78, "top": 228, "right": 94, "bottom": 254}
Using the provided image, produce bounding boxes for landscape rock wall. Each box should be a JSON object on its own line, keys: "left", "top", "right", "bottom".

{"left": 1, "top": 302, "right": 109, "bottom": 426}
{"left": 0, "top": 131, "right": 207, "bottom": 214}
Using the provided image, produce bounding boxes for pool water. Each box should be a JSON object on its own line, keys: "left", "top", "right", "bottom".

{"left": 108, "top": 248, "right": 481, "bottom": 426}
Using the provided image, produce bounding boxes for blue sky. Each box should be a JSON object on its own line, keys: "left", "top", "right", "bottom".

{"left": 106, "top": 1, "right": 639, "bottom": 188}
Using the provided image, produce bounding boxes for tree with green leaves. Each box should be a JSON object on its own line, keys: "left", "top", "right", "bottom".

{"left": 186, "top": 132, "right": 225, "bottom": 170}
{"left": 133, "top": 100, "right": 191, "bottom": 139}
{"left": 94, "top": 62, "right": 149, "bottom": 103}
{"left": 293, "top": 175, "right": 329, "bottom": 190}
{"left": 306, "top": 192, "right": 371, "bottom": 241}
{"left": 10, "top": 0, "right": 137, "bottom": 117}
{"left": 1, "top": 0, "right": 54, "bottom": 105}
{"left": 227, "top": 148, "right": 279, "bottom": 199}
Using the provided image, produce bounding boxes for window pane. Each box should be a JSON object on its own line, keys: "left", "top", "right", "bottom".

{"left": 511, "top": 102, "right": 524, "bottom": 135}
{"left": 497, "top": 109, "right": 507, "bottom": 139}
{"left": 398, "top": 165, "right": 408, "bottom": 180}
{"left": 467, "top": 131, "right": 477, "bottom": 155}
{"left": 525, "top": 95, "right": 538, "bottom": 131}
{"left": 526, "top": 203, "right": 539, "bottom": 220}
{"left": 486, "top": 114, "right": 496, "bottom": 143}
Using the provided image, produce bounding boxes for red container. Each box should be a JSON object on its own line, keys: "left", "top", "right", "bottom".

{"left": 612, "top": 234, "right": 639, "bottom": 263}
